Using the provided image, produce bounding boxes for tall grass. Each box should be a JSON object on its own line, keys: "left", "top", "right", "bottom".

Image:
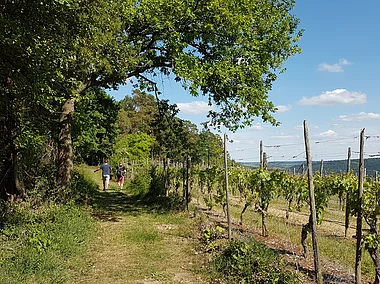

{"left": 0, "top": 202, "right": 96, "bottom": 284}
{"left": 0, "top": 167, "right": 99, "bottom": 284}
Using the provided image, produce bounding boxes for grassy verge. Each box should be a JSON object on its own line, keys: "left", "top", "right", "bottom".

{"left": 0, "top": 202, "right": 96, "bottom": 284}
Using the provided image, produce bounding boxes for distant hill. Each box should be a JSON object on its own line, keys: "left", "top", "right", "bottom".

{"left": 240, "top": 158, "right": 380, "bottom": 177}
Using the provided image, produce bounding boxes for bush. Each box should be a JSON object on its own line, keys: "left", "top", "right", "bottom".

{"left": 126, "top": 167, "right": 152, "bottom": 196}
{"left": 213, "top": 239, "right": 301, "bottom": 284}
{"left": 69, "top": 169, "right": 99, "bottom": 205}
{"left": 25, "top": 166, "right": 98, "bottom": 206}
{"left": 152, "top": 193, "right": 186, "bottom": 211}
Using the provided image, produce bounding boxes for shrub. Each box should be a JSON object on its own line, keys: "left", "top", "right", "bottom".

{"left": 126, "top": 167, "right": 152, "bottom": 196}
{"left": 213, "top": 239, "right": 301, "bottom": 284}
{"left": 152, "top": 193, "right": 186, "bottom": 211}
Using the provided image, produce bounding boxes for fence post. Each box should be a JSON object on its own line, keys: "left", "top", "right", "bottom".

{"left": 345, "top": 147, "right": 351, "bottom": 238}
{"left": 224, "top": 133, "right": 232, "bottom": 240}
{"left": 355, "top": 129, "right": 365, "bottom": 284}
{"left": 303, "top": 120, "right": 323, "bottom": 284}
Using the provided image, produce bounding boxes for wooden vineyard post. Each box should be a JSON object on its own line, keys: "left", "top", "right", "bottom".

{"left": 345, "top": 147, "right": 351, "bottom": 238}
{"left": 320, "top": 159, "right": 324, "bottom": 177}
{"left": 263, "top": 152, "right": 267, "bottom": 169}
{"left": 260, "top": 140, "right": 263, "bottom": 169}
{"left": 303, "top": 120, "right": 323, "bottom": 284}
{"left": 224, "top": 133, "right": 232, "bottom": 240}
{"left": 185, "top": 156, "right": 191, "bottom": 211}
{"left": 355, "top": 129, "right": 365, "bottom": 284}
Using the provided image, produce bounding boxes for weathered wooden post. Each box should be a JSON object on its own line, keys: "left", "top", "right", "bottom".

{"left": 260, "top": 140, "right": 263, "bottom": 169}
{"left": 224, "top": 133, "right": 232, "bottom": 240}
{"left": 355, "top": 129, "right": 365, "bottom": 284}
{"left": 345, "top": 147, "right": 351, "bottom": 238}
{"left": 320, "top": 159, "right": 324, "bottom": 177}
{"left": 303, "top": 120, "right": 323, "bottom": 284}
{"left": 185, "top": 156, "right": 191, "bottom": 211}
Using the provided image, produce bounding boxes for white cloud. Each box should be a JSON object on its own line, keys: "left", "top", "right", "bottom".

{"left": 295, "top": 124, "right": 319, "bottom": 130}
{"left": 275, "top": 105, "right": 292, "bottom": 113}
{"left": 318, "top": 130, "right": 337, "bottom": 137}
{"left": 271, "top": 135, "right": 300, "bottom": 139}
{"left": 318, "top": 58, "right": 352, "bottom": 73}
{"left": 176, "top": 101, "right": 213, "bottom": 114}
{"left": 338, "top": 112, "right": 380, "bottom": 122}
{"left": 298, "top": 89, "right": 366, "bottom": 106}
{"left": 249, "top": 124, "right": 264, "bottom": 130}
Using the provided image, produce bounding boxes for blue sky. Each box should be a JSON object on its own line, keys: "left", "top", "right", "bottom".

{"left": 109, "top": 1, "right": 380, "bottom": 163}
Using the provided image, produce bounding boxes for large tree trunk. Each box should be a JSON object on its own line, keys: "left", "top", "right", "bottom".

{"left": 57, "top": 98, "right": 74, "bottom": 188}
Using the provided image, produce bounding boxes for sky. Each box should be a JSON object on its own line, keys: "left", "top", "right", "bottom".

{"left": 108, "top": 1, "right": 380, "bottom": 163}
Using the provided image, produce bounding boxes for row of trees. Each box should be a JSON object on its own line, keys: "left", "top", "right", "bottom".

{"left": 0, "top": 0, "right": 302, "bottom": 201}
{"left": 113, "top": 90, "right": 225, "bottom": 167}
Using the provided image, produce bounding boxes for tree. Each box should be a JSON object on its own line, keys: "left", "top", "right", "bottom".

{"left": 117, "top": 90, "right": 158, "bottom": 135}
{"left": 1, "top": 0, "right": 127, "bottom": 192}
{"left": 112, "top": 133, "right": 154, "bottom": 165}
{"left": 73, "top": 88, "right": 120, "bottom": 165}
{"left": 1, "top": 0, "right": 302, "bottom": 198}
{"left": 196, "top": 129, "right": 224, "bottom": 167}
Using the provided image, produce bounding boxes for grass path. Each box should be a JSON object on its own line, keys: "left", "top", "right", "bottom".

{"left": 72, "top": 170, "right": 207, "bottom": 283}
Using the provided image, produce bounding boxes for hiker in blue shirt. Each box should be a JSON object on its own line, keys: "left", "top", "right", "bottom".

{"left": 94, "top": 160, "right": 112, "bottom": 191}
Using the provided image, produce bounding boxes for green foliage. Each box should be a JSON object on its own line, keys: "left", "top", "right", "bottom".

{"left": 0, "top": 203, "right": 96, "bottom": 283}
{"left": 281, "top": 174, "right": 308, "bottom": 211}
{"left": 69, "top": 169, "right": 99, "bottom": 203}
{"left": 195, "top": 129, "right": 224, "bottom": 167}
{"left": 117, "top": 90, "right": 158, "bottom": 135}
{"left": 25, "top": 167, "right": 98, "bottom": 205}
{"left": 151, "top": 100, "right": 196, "bottom": 162}
{"left": 201, "top": 225, "right": 225, "bottom": 252}
{"left": 126, "top": 167, "right": 152, "bottom": 197}
{"left": 73, "top": 88, "right": 120, "bottom": 165}
{"left": 213, "top": 239, "right": 301, "bottom": 283}
{"left": 1, "top": 0, "right": 302, "bottom": 200}
{"left": 313, "top": 173, "right": 333, "bottom": 224}
{"left": 112, "top": 133, "right": 154, "bottom": 166}
{"left": 152, "top": 194, "right": 186, "bottom": 212}
{"left": 197, "top": 166, "right": 225, "bottom": 210}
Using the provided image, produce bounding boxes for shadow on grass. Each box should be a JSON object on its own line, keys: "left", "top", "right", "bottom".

{"left": 90, "top": 189, "right": 180, "bottom": 222}
{"left": 91, "top": 190, "right": 154, "bottom": 221}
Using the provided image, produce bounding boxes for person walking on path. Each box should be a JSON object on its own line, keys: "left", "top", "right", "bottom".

{"left": 116, "top": 162, "right": 126, "bottom": 190}
{"left": 94, "top": 160, "right": 112, "bottom": 191}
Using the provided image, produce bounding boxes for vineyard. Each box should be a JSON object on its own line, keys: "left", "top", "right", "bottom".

{"left": 1, "top": 1, "right": 379, "bottom": 283}
{"left": 137, "top": 146, "right": 379, "bottom": 283}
